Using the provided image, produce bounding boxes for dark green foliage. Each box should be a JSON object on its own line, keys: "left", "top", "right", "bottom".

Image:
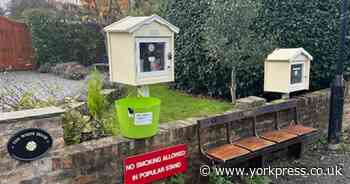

{"left": 165, "top": 174, "right": 185, "bottom": 184}
{"left": 152, "top": 173, "right": 185, "bottom": 184}
{"left": 243, "top": 176, "right": 271, "bottom": 184}
{"left": 209, "top": 170, "right": 233, "bottom": 184}
{"left": 26, "top": 10, "right": 105, "bottom": 67}
{"left": 255, "top": 0, "right": 350, "bottom": 90}
{"left": 165, "top": 0, "right": 275, "bottom": 99}
{"left": 166, "top": 0, "right": 212, "bottom": 95}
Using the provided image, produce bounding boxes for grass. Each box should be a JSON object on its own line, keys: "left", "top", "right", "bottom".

{"left": 119, "top": 84, "right": 233, "bottom": 123}
{"left": 149, "top": 85, "right": 233, "bottom": 122}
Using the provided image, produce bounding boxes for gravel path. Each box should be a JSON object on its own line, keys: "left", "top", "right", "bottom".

{"left": 268, "top": 130, "right": 350, "bottom": 184}
{"left": 0, "top": 71, "right": 86, "bottom": 112}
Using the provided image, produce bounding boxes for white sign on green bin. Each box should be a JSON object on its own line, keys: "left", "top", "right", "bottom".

{"left": 134, "top": 112, "right": 153, "bottom": 126}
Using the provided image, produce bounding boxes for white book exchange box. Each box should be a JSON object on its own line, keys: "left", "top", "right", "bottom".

{"left": 104, "top": 15, "right": 179, "bottom": 86}
{"left": 264, "top": 48, "right": 313, "bottom": 93}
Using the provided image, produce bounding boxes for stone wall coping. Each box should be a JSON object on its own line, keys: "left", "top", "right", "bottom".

{"left": 0, "top": 106, "right": 65, "bottom": 123}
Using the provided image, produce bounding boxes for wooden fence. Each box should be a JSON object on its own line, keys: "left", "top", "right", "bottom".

{"left": 0, "top": 16, "right": 34, "bottom": 71}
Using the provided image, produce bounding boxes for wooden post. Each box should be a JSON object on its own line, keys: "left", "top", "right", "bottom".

{"left": 137, "top": 85, "right": 150, "bottom": 97}
{"left": 282, "top": 93, "right": 290, "bottom": 99}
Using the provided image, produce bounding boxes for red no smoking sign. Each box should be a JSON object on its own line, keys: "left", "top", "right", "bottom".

{"left": 124, "top": 144, "right": 188, "bottom": 184}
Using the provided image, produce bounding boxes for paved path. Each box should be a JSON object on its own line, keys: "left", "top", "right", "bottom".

{"left": 0, "top": 71, "right": 86, "bottom": 112}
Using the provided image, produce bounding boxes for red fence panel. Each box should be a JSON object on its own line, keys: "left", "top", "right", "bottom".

{"left": 0, "top": 16, "right": 34, "bottom": 71}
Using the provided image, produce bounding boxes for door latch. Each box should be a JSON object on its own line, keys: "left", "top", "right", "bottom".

{"left": 168, "top": 52, "right": 172, "bottom": 60}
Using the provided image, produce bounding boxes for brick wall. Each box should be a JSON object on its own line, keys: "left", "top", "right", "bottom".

{"left": 0, "top": 88, "right": 341, "bottom": 184}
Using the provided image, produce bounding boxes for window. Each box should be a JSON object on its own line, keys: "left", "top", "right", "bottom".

{"left": 139, "top": 42, "right": 165, "bottom": 73}
{"left": 291, "top": 64, "right": 303, "bottom": 84}
{"left": 136, "top": 37, "right": 170, "bottom": 78}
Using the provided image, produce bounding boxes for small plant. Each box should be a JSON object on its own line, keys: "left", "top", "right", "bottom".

{"left": 317, "top": 137, "right": 327, "bottom": 146}
{"left": 62, "top": 109, "right": 94, "bottom": 145}
{"left": 243, "top": 176, "right": 271, "bottom": 184}
{"left": 209, "top": 170, "right": 233, "bottom": 184}
{"left": 152, "top": 174, "right": 185, "bottom": 184}
{"left": 100, "top": 105, "right": 119, "bottom": 136}
{"left": 166, "top": 174, "right": 185, "bottom": 184}
{"left": 338, "top": 143, "right": 350, "bottom": 154}
{"left": 87, "top": 68, "right": 107, "bottom": 120}
{"left": 14, "top": 92, "right": 57, "bottom": 111}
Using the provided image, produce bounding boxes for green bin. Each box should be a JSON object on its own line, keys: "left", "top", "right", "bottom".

{"left": 116, "top": 97, "right": 161, "bottom": 139}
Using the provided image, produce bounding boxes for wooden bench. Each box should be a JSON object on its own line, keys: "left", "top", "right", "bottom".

{"left": 197, "top": 100, "right": 318, "bottom": 168}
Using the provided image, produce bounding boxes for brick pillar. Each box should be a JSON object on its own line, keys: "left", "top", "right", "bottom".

{"left": 0, "top": 107, "right": 65, "bottom": 184}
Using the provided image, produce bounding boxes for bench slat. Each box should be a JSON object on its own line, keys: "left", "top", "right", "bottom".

{"left": 273, "top": 100, "right": 297, "bottom": 111}
{"left": 234, "top": 137, "right": 275, "bottom": 152}
{"left": 206, "top": 144, "right": 250, "bottom": 162}
{"left": 261, "top": 130, "right": 297, "bottom": 143}
{"left": 198, "top": 111, "right": 246, "bottom": 128}
{"left": 254, "top": 104, "right": 276, "bottom": 116}
{"left": 283, "top": 125, "right": 317, "bottom": 136}
{"left": 254, "top": 100, "right": 297, "bottom": 116}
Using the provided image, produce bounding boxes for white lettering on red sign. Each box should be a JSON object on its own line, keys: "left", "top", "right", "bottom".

{"left": 124, "top": 144, "right": 187, "bottom": 184}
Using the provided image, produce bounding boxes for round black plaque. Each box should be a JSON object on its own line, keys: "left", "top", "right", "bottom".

{"left": 7, "top": 128, "right": 53, "bottom": 161}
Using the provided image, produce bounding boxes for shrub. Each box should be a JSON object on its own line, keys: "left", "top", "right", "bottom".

{"left": 26, "top": 10, "right": 105, "bottom": 67}
{"left": 62, "top": 109, "right": 93, "bottom": 145}
{"left": 87, "top": 68, "right": 107, "bottom": 120}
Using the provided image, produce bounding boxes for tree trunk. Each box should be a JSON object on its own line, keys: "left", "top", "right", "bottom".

{"left": 230, "top": 67, "right": 237, "bottom": 104}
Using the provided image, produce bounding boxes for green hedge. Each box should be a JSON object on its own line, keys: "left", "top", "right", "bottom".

{"left": 165, "top": 0, "right": 350, "bottom": 99}
{"left": 165, "top": 0, "right": 274, "bottom": 99}
{"left": 166, "top": 0, "right": 210, "bottom": 94}
{"left": 26, "top": 11, "right": 105, "bottom": 66}
{"left": 254, "top": 0, "right": 350, "bottom": 90}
